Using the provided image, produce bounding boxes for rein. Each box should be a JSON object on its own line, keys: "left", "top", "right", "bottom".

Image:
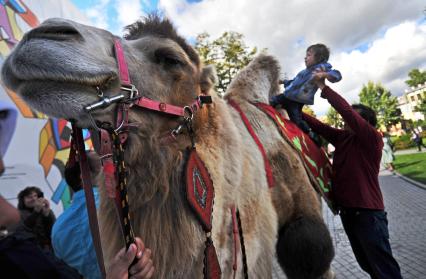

{"left": 68, "top": 126, "right": 106, "bottom": 279}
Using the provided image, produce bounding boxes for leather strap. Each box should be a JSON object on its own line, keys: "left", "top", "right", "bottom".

{"left": 71, "top": 125, "right": 106, "bottom": 279}
{"left": 99, "top": 129, "right": 117, "bottom": 199}
{"left": 134, "top": 95, "right": 211, "bottom": 117}
{"left": 134, "top": 97, "right": 187, "bottom": 116}
{"left": 228, "top": 99, "right": 274, "bottom": 188}
{"left": 114, "top": 39, "right": 131, "bottom": 85}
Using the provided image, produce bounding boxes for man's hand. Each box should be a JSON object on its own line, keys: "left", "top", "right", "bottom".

{"left": 107, "top": 237, "right": 154, "bottom": 279}
{"left": 312, "top": 68, "right": 328, "bottom": 90}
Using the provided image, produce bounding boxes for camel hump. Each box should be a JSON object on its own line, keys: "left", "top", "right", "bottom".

{"left": 225, "top": 54, "right": 281, "bottom": 103}
{"left": 200, "top": 64, "right": 217, "bottom": 95}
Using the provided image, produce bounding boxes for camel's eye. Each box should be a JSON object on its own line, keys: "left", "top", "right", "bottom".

{"left": 154, "top": 48, "right": 183, "bottom": 68}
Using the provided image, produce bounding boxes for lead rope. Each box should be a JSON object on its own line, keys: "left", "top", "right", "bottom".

{"left": 110, "top": 129, "right": 136, "bottom": 250}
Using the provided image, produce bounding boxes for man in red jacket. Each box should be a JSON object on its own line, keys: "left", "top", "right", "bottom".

{"left": 302, "top": 70, "right": 402, "bottom": 279}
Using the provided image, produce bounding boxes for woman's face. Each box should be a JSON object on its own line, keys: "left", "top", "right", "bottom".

{"left": 23, "top": 191, "right": 39, "bottom": 208}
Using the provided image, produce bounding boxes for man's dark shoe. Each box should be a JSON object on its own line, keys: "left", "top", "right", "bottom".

{"left": 269, "top": 98, "right": 278, "bottom": 107}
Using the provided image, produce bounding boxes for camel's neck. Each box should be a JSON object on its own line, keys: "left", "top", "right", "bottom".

{"left": 99, "top": 100, "right": 226, "bottom": 278}
{"left": 120, "top": 134, "right": 204, "bottom": 278}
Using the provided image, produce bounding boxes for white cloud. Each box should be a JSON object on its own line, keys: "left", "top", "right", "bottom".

{"left": 157, "top": 0, "right": 426, "bottom": 115}
{"left": 113, "top": 0, "right": 145, "bottom": 30}
{"left": 79, "top": 0, "right": 145, "bottom": 35}
{"left": 84, "top": 0, "right": 111, "bottom": 30}
{"left": 324, "top": 21, "right": 426, "bottom": 115}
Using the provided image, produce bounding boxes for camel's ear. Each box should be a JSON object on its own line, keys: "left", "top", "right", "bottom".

{"left": 200, "top": 65, "right": 217, "bottom": 94}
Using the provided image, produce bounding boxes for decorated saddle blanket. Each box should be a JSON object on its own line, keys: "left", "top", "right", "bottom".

{"left": 254, "top": 102, "right": 336, "bottom": 214}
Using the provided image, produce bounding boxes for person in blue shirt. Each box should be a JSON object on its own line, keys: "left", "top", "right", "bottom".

{"left": 270, "top": 44, "right": 342, "bottom": 144}
{"left": 52, "top": 152, "right": 154, "bottom": 279}
{"left": 51, "top": 153, "right": 102, "bottom": 279}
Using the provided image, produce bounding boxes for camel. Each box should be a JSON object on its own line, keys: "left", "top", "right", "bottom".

{"left": 1, "top": 15, "right": 333, "bottom": 279}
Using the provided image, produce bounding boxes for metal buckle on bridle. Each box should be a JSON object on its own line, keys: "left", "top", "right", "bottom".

{"left": 84, "top": 95, "right": 125, "bottom": 112}
{"left": 183, "top": 106, "right": 194, "bottom": 122}
{"left": 169, "top": 106, "right": 194, "bottom": 141}
{"left": 183, "top": 106, "right": 196, "bottom": 147}
{"left": 84, "top": 87, "right": 126, "bottom": 112}
{"left": 120, "top": 84, "right": 140, "bottom": 101}
{"left": 171, "top": 124, "right": 184, "bottom": 138}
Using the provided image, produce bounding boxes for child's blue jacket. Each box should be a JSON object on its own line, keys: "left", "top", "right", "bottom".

{"left": 280, "top": 62, "right": 341, "bottom": 105}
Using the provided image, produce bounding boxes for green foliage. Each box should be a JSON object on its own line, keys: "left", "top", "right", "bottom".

{"left": 194, "top": 31, "right": 260, "bottom": 95}
{"left": 391, "top": 134, "right": 416, "bottom": 150}
{"left": 394, "top": 152, "right": 426, "bottom": 184}
{"left": 415, "top": 98, "right": 426, "bottom": 115}
{"left": 359, "top": 81, "right": 400, "bottom": 128}
{"left": 302, "top": 106, "right": 316, "bottom": 117}
{"left": 325, "top": 107, "right": 343, "bottom": 128}
{"left": 405, "top": 69, "right": 426, "bottom": 87}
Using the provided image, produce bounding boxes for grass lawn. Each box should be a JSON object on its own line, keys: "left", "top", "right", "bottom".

{"left": 394, "top": 152, "right": 426, "bottom": 184}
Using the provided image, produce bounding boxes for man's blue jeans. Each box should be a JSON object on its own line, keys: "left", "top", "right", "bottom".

{"left": 340, "top": 209, "right": 402, "bottom": 279}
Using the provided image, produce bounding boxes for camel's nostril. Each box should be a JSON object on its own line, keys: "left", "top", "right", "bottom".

{"left": 27, "top": 24, "right": 82, "bottom": 41}
{"left": 43, "top": 26, "right": 80, "bottom": 36}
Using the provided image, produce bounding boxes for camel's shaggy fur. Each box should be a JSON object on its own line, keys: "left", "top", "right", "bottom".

{"left": 2, "top": 15, "right": 333, "bottom": 278}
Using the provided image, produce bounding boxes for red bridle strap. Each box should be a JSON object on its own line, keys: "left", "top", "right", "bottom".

{"left": 134, "top": 96, "right": 209, "bottom": 117}
{"left": 228, "top": 99, "right": 274, "bottom": 188}
{"left": 113, "top": 39, "right": 211, "bottom": 119}
{"left": 114, "top": 39, "right": 131, "bottom": 85}
{"left": 134, "top": 97, "right": 187, "bottom": 117}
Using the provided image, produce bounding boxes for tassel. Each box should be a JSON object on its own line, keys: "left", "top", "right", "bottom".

{"left": 204, "top": 236, "right": 222, "bottom": 279}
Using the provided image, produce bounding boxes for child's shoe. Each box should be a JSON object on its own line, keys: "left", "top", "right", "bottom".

{"left": 269, "top": 97, "right": 278, "bottom": 108}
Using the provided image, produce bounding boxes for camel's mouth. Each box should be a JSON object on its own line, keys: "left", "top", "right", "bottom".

{"left": 1, "top": 36, "right": 120, "bottom": 127}
{"left": 2, "top": 35, "right": 118, "bottom": 91}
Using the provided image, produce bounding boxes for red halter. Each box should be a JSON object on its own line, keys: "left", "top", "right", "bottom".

{"left": 86, "top": 40, "right": 210, "bottom": 118}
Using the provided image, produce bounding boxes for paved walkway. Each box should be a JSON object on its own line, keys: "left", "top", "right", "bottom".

{"left": 394, "top": 148, "right": 426, "bottom": 155}
{"left": 272, "top": 169, "right": 426, "bottom": 279}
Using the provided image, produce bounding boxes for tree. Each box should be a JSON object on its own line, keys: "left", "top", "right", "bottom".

{"left": 302, "top": 106, "right": 316, "bottom": 117}
{"left": 359, "top": 81, "right": 400, "bottom": 129}
{"left": 195, "top": 32, "right": 260, "bottom": 95}
{"left": 405, "top": 69, "right": 426, "bottom": 87}
{"left": 325, "top": 107, "right": 343, "bottom": 128}
{"left": 415, "top": 98, "right": 426, "bottom": 115}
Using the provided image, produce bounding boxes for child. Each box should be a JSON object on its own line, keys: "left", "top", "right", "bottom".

{"left": 270, "top": 44, "right": 342, "bottom": 144}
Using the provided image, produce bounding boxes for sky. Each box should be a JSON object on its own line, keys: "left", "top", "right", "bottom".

{"left": 70, "top": 0, "right": 426, "bottom": 116}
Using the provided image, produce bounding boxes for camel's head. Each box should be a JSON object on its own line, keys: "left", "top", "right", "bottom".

{"left": 1, "top": 15, "right": 215, "bottom": 131}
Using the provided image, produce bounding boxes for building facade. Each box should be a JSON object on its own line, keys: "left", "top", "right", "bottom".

{"left": 397, "top": 82, "right": 425, "bottom": 121}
